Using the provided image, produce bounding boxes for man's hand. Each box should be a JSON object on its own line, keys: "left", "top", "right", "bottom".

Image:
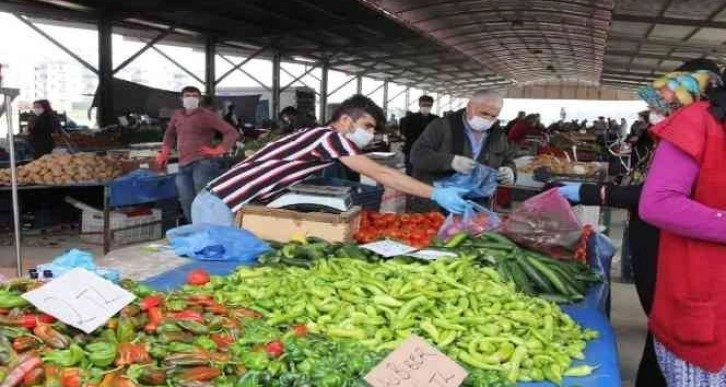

{"left": 199, "top": 145, "right": 227, "bottom": 157}
{"left": 451, "top": 156, "right": 477, "bottom": 174}
{"left": 431, "top": 187, "right": 469, "bottom": 214}
{"left": 497, "top": 166, "right": 515, "bottom": 185}
{"left": 155, "top": 145, "right": 171, "bottom": 167}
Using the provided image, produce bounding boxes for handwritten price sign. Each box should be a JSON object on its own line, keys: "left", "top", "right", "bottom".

{"left": 365, "top": 336, "right": 468, "bottom": 387}
{"left": 22, "top": 268, "right": 135, "bottom": 333}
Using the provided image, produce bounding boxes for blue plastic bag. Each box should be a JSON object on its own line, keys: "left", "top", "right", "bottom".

{"left": 434, "top": 164, "right": 498, "bottom": 199}
{"left": 587, "top": 232, "right": 616, "bottom": 316}
{"left": 167, "top": 224, "right": 270, "bottom": 262}
{"left": 36, "top": 249, "right": 121, "bottom": 282}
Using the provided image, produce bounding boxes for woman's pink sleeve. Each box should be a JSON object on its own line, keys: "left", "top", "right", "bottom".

{"left": 640, "top": 140, "right": 726, "bottom": 243}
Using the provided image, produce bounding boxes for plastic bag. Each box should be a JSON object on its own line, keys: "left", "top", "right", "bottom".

{"left": 36, "top": 249, "right": 121, "bottom": 282}
{"left": 500, "top": 188, "right": 583, "bottom": 259}
{"left": 434, "top": 164, "right": 498, "bottom": 199}
{"left": 438, "top": 202, "right": 501, "bottom": 241}
{"left": 588, "top": 233, "right": 616, "bottom": 316}
{"left": 167, "top": 224, "right": 270, "bottom": 262}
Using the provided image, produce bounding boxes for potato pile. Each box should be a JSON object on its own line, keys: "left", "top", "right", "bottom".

{"left": 0, "top": 153, "right": 123, "bottom": 186}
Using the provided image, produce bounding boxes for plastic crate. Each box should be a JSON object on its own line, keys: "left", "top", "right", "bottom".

{"left": 306, "top": 177, "right": 384, "bottom": 211}
{"left": 81, "top": 208, "right": 162, "bottom": 246}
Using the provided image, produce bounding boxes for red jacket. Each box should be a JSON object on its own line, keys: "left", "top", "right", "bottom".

{"left": 649, "top": 101, "right": 726, "bottom": 372}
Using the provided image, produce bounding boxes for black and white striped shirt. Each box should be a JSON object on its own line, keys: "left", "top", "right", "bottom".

{"left": 208, "top": 127, "right": 361, "bottom": 212}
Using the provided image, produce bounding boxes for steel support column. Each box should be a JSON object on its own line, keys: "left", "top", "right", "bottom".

{"left": 356, "top": 76, "right": 363, "bottom": 94}
{"left": 98, "top": 14, "right": 115, "bottom": 127}
{"left": 271, "top": 50, "right": 281, "bottom": 119}
{"left": 320, "top": 60, "right": 329, "bottom": 122}
{"left": 382, "top": 80, "right": 389, "bottom": 116}
{"left": 205, "top": 36, "right": 216, "bottom": 96}
{"left": 404, "top": 87, "right": 410, "bottom": 111}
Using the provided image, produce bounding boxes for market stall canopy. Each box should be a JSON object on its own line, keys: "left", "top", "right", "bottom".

{"left": 0, "top": 0, "right": 724, "bottom": 94}
{"left": 0, "top": 0, "right": 510, "bottom": 94}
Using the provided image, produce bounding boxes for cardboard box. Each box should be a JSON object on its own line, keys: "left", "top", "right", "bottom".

{"left": 236, "top": 205, "right": 362, "bottom": 243}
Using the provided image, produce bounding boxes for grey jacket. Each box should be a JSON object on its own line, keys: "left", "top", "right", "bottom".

{"left": 410, "top": 109, "right": 517, "bottom": 185}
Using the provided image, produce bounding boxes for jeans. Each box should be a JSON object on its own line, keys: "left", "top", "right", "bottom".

{"left": 176, "top": 158, "right": 223, "bottom": 222}
{"left": 191, "top": 189, "right": 235, "bottom": 226}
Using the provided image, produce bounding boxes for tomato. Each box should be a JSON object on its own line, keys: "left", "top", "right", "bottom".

{"left": 265, "top": 340, "right": 285, "bottom": 358}
{"left": 410, "top": 214, "right": 425, "bottom": 223}
{"left": 186, "top": 269, "right": 211, "bottom": 286}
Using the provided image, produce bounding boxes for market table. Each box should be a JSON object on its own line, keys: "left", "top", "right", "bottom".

{"left": 0, "top": 171, "right": 177, "bottom": 255}
{"left": 110, "top": 246, "right": 620, "bottom": 387}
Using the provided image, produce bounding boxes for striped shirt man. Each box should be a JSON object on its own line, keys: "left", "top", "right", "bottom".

{"left": 207, "top": 127, "right": 361, "bottom": 212}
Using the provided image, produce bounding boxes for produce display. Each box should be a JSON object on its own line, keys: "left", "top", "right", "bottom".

{"left": 260, "top": 234, "right": 601, "bottom": 303}
{"left": 354, "top": 211, "right": 445, "bottom": 247}
{"left": 213, "top": 255, "right": 599, "bottom": 384}
{"left": 0, "top": 153, "right": 123, "bottom": 186}
{"left": 0, "top": 279, "right": 389, "bottom": 387}
{"left": 519, "top": 155, "right": 605, "bottom": 176}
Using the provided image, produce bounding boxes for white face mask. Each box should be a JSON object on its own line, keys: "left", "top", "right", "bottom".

{"left": 182, "top": 97, "right": 200, "bottom": 110}
{"left": 32, "top": 108, "right": 44, "bottom": 116}
{"left": 468, "top": 115, "right": 495, "bottom": 132}
{"left": 346, "top": 127, "right": 375, "bottom": 149}
{"left": 420, "top": 106, "right": 432, "bottom": 115}
{"left": 649, "top": 112, "right": 665, "bottom": 125}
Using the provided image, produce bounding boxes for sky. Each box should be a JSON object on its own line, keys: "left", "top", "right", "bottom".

{"left": 0, "top": 11, "right": 646, "bottom": 136}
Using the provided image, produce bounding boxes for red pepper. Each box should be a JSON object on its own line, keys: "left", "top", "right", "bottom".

{"left": 61, "top": 368, "right": 82, "bottom": 387}
{"left": 169, "top": 311, "right": 203, "bottom": 322}
{"left": 18, "top": 315, "right": 39, "bottom": 329}
{"left": 204, "top": 302, "right": 228, "bottom": 315}
{"left": 0, "top": 308, "right": 9, "bottom": 315}
{"left": 291, "top": 324, "right": 308, "bottom": 337}
{"left": 210, "top": 334, "right": 235, "bottom": 351}
{"left": 140, "top": 295, "right": 163, "bottom": 311}
{"left": 265, "top": 340, "right": 284, "bottom": 358}
{"left": 144, "top": 307, "right": 163, "bottom": 333}
{"left": 187, "top": 295, "right": 215, "bottom": 307}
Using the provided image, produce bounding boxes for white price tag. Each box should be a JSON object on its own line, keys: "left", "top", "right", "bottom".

{"left": 22, "top": 268, "right": 135, "bottom": 334}
{"left": 361, "top": 240, "right": 417, "bottom": 258}
{"left": 365, "top": 335, "right": 468, "bottom": 387}
{"left": 409, "top": 250, "right": 458, "bottom": 261}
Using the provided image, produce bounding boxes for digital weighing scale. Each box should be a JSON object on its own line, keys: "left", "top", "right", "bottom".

{"left": 266, "top": 184, "right": 353, "bottom": 213}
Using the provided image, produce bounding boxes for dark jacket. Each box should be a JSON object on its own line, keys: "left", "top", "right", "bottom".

{"left": 401, "top": 112, "right": 439, "bottom": 156}
{"left": 410, "top": 109, "right": 517, "bottom": 186}
{"left": 408, "top": 109, "right": 517, "bottom": 212}
{"left": 28, "top": 113, "right": 58, "bottom": 159}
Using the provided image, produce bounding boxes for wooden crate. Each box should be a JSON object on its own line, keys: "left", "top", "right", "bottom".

{"left": 235, "top": 205, "right": 362, "bottom": 243}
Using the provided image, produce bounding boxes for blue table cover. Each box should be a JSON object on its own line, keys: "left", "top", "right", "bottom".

{"left": 109, "top": 171, "right": 177, "bottom": 207}
{"left": 144, "top": 261, "right": 620, "bottom": 387}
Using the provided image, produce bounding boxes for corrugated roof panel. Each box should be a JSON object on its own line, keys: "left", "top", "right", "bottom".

{"left": 688, "top": 28, "right": 726, "bottom": 44}
{"left": 649, "top": 24, "right": 698, "bottom": 40}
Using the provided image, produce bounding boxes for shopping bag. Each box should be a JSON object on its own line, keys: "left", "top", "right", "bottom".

{"left": 434, "top": 164, "right": 498, "bottom": 199}
{"left": 437, "top": 201, "right": 501, "bottom": 241}
{"left": 167, "top": 224, "right": 270, "bottom": 262}
{"left": 500, "top": 188, "right": 583, "bottom": 259}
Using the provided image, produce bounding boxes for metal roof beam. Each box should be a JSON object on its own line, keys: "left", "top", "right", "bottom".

{"left": 412, "top": 8, "right": 609, "bottom": 25}
{"left": 215, "top": 45, "right": 269, "bottom": 86}
{"left": 113, "top": 25, "right": 175, "bottom": 74}
{"left": 612, "top": 14, "right": 726, "bottom": 29}
{"left": 152, "top": 46, "right": 204, "bottom": 84}
{"left": 14, "top": 14, "right": 98, "bottom": 74}
{"left": 607, "top": 35, "right": 726, "bottom": 53}
{"left": 605, "top": 50, "right": 712, "bottom": 62}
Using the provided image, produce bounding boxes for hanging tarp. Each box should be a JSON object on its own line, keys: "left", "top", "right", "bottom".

{"left": 92, "top": 79, "right": 259, "bottom": 123}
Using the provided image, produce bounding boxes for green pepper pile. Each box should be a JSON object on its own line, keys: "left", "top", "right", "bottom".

{"left": 200, "top": 257, "right": 598, "bottom": 384}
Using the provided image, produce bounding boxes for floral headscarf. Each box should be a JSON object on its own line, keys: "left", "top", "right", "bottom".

{"left": 637, "top": 70, "right": 724, "bottom": 116}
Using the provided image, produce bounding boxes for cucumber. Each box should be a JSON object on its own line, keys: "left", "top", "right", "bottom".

{"left": 538, "top": 293, "right": 576, "bottom": 304}
{"left": 517, "top": 256, "right": 554, "bottom": 294}
{"left": 546, "top": 262, "right": 586, "bottom": 295}
{"left": 526, "top": 256, "right": 570, "bottom": 296}
{"left": 508, "top": 260, "right": 534, "bottom": 295}
{"left": 480, "top": 232, "right": 516, "bottom": 246}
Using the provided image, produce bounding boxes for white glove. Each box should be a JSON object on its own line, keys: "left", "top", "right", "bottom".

{"left": 497, "top": 166, "right": 515, "bottom": 185}
{"left": 451, "top": 156, "right": 477, "bottom": 174}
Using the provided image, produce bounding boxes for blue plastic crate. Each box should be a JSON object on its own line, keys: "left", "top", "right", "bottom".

{"left": 306, "top": 177, "right": 384, "bottom": 212}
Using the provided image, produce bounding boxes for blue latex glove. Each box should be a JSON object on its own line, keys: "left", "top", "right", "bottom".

{"left": 431, "top": 187, "right": 469, "bottom": 214}
{"left": 558, "top": 183, "right": 582, "bottom": 203}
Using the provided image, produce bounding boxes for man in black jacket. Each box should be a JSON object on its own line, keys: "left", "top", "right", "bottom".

{"left": 408, "top": 90, "right": 517, "bottom": 212}
{"left": 401, "top": 95, "right": 438, "bottom": 175}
